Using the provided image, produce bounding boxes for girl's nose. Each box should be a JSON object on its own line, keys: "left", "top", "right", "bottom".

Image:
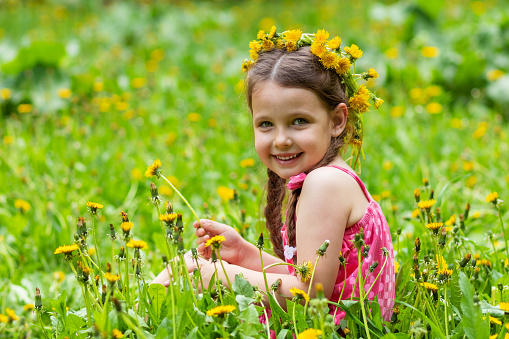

{"left": 274, "top": 128, "right": 292, "bottom": 148}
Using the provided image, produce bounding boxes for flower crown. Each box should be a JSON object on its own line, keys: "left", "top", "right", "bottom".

{"left": 242, "top": 26, "right": 384, "bottom": 170}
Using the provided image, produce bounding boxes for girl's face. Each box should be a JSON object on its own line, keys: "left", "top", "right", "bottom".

{"left": 252, "top": 82, "right": 344, "bottom": 179}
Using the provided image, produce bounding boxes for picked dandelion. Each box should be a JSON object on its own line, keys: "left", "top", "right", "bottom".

{"left": 369, "top": 261, "right": 379, "bottom": 273}
{"left": 205, "top": 235, "right": 226, "bottom": 250}
{"left": 296, "top": 261, "right": 314, "bottom": 282}
{"left": 256, "top": 232, "right": 264, "bottom": 250}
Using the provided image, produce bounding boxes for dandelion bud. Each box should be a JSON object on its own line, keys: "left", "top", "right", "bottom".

{"left": 459, "top": 253, "right": 471, "bottom": 268}
{"left": 423, "top": 255, "right": 430, "bottom": 263}
{"left": 270, "top": 278, "right": 282, "bottom": 292}
{"left": 121, "top": 211, "right": 129, "bottom": 223}
{"left": 241, "top": 209, "right": 246, "bottom": 223}
{"left": 113, "top": 297, "right": 122, "bottom": 313}
{"left": 396, "top": 228, "right": 402, "bottom": 236}
{"left": 317, "top": 240, "right": 330, "bottom": 257}
{"left": 414, "top": 188, "right": 420, "bottom": 203}
{"left": 118, "top": 246, "right": 125, "bottom": 260}
{"left": 415, "top": 238, "right": 421, "bottom": 253}
{"left": 109, "top": 224, "right": 116, "bottom": 240}
{"left": 433, "top": 290, "right": 438, "bottom": 302}
{"left": 338, "top": 252, "right": 346, "bottom": 265}
{"left": 422, "top": 269, "right": 428, "bottom": 282}
{"left": 413, "top": 264, "right": 421, "bottom": 280}
{"left": 77, "top": 217, "right": 87, "bottom": 237}
{"left": 473, "top": 294, "right": 480, "bottom": 305}
{"left": 177, "top": 235, "right": 185, "bottom": 253}
{"left": 256, "top": 232, "right": 264, "bottom": 249}
{"left": 459, "top": 214, "right": 465, "bottom": 231}
{"left": 165, "top": 201, "right": 173, "bottom": 214}
{"left": 423, "top": 178, "right": 429, "bottom": 187}
{"left": 498, "top": 283, "right": 504, "bottom": 292}
{"left": 413, "top": 252, "right": 419, "bottom": 266}
{"left": 233, "top": 189, "right": 239, "bottom": 203}
{"left": 369, "top": 261, "right": 379, "bottom": 272}
{"left": 363, "top": 245, "right": 370, "bottom": 258}
{"left": 150, "top": 182, "right": 159, "bottom": 197}
{"left": 106, "top": 262, "right": 112, "bottom": 273}
{"left": 438, "top": 228, "right": 447, "bottom": 247}
{"left": 464, "top": 203, "right": 470, "bottom": 220}
{"left": 381, "top": 247, "right": 389, "bottom": 257}
{"left": 429, "top": 189, "right": 434, "bottom": 200}
{"left": 473, "top": 267, "right": 480, "bottom": 279}
{"left": 191, "top": 248, "right": 198, "bottom": 260}
{"left": 102, "top": 285, "right": 107, "bottom": 304}
{"left": 436, "top": 207, "right": 442, "bottom": 222}
{"left": 162, "top": 255, "right": 168, "bottom": 265}
{"left": 315, "top": 283, "right": 325, "bottom": 299}
{"left": 176, "top": 213, "right": 184, "bottom": 231}
{"left": 35, "top": 288, "right": 42, "bottom": 311}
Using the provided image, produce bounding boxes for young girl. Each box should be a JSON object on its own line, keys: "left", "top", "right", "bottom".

{"left": 154, "top": 28, "right": 395, "bottom": 323}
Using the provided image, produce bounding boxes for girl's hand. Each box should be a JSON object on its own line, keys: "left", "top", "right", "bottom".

{"left": 184, "top": 255, "right": 222, "bottom": 292}
{"left": 194, "top": 219, "right": 245, "bottom": 265}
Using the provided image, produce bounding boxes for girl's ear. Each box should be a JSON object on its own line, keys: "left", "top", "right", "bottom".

{"left": 330, "top": 103, "right": 348, "bottom": 137}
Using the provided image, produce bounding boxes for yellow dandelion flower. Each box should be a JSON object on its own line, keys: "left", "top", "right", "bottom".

{"left": 327, "top": 36, "right": 341, "bottom": 50}
{"left": 421, "top": 46, "right": 439, "bottom": 58}
{"left": 285, "top": 40, "right": 297, "bottom": 52}
{"left": 310, "top": 42, "right": 326, "bottom": 58}
{"left": 14, "top": 199, "right": 31, "bottom": 213}
{"left": 187, "top": 112, "right": 201, "bottom": 122}
{"left": 86, "top": 201, "right": 103, "bottom": 214}
{"left": 217, "top": 186, "right": 234, "bottom": 201}
{"left": 368, "top": 68, "right": 379, "bottom": 79}
{"left": 426, "top": 85, "right": 442, "bottom": 97}
{"left": 57, "top": 88, "right": 72, "bottom": 99}
{"left": 390, "top": 106, "right": 405, "bottom": 117}
{"left": 385, "top": 47, "right": 398, "bottom": 59}
{"left": 487, "top": 69, "right": 504, "bottom": 81}
{"left": 126, "top": 239, "right": 148, "bottom": 250}
{"left": 314, "top": 29, "right": 329, "bottom": 44}
{"left": 418, "top": 199, "right": 436, "bottom": 210}
{"left": 426, "top": 102, "right": 443, "bottom": 114}
{"left": 297, "top": 261, "right": 314, "bottom": 282}
{"left": 486, "top": 192, "right": 499, "bottom": 204}
{"left": 3, "top": 136, "right": 14, "bottom": 145}
{"left": 54, "top": 244, "right": 79, "bottom": 255}
{"left": 297, "top": 328, "right": 323, "bottom": 339}
{"left": 250, "top": 49, "right": 259, "bottom": 61}
{"left": 104, "top": 272, "right": 121, "bottom": 284}
{"left": 257, "top": 29, "right": 266, "bottom": 40}
{"left": 0, "top": 314, "right": 8, "bottom": 323}
{"left": 205, "top": 235, "right": 226, "bottom": 249}
{"left": 489, "top": 316, "right": 502, "bottom": 325}
{"left": 349, "top": 84, "right": 371, "bottom": 113}
{"left": 421, "top": 282, "right": 438, "bottom": 292}
{"left": 159, "top": 213, "right": 177, "bottom": 224}
{"left": 344, "top": 44, "right": 363, "bottom": 59}
{"left": 374, "top": 98, "right": 384, "bottom": 109}
{"left": 112, "top": 329, "right": 124, "bottom": 338}
{"left": 482, "top": 259, "right": 491, "bottom": 268}
{"left": 24, "top": 304, "right": 34, "bottom": 312}
{"left": 283, "top": 29, "right": 302, "bottom": 43}
{"left": 499, "top": 302, "right": 509, "bottom": 312}
{"left": 145, "top": 159, "right": 162, "bottom": 178}
{"left": 120, "top": 222, "right": 134, "bottom": 235}
{"left": 53, "top": 271, "right": 65, "bottom": 283}
{"left": 335, "top": 57, "right": 351, "bottom": 75}
{"left": 6, "top": 308, "right": 18, "bottom": 321}
{"left": 93, "top": 82, "right": 104, "bottom": 92}
{"left": 240, "top": 158, "right": 255, "bottom": 167}
{"left": 206, "top": 305, "right": 236, "bottom": 317}
{"left": 290, "top": 287, "right": 310, "bottom": 302}
{"left": 268, "top": 26, "right": 277, "bottom": 39}
{"left": 249, "top": 40, "right": 262, "bottom": 53}
{"left": 320, "top": 52, "right": 340, "bottom": 69}
{"left": 0, "top": 88, "right": 11, "bottom": 100}
{"left": 261, "top": 39, "right": 274, "bottom": 51}
{"left": 242, "top": 59, "right": 253, "bottom": 72}
{"left": 426, "top": 222, "right": 443, "bottom": 233}
{"left": 445, "top": 215, "right": 456, "bottom": 226}
{"left": 88, "top": 247, "right": 95, "bottom": 256}
{"left": 411, "top": 209, "right": 421, "bottom": 218}
{"left": 131, "top": 77, "right": 146, "bottom": 88}
{"left": 394, "top": 261, "right": 400, "bottom": 274}
{"left": 18, "top": 104, "right": 33, "bottom": 113}
{"left": 437, "top": 268, "right": 453, "bottom": 277}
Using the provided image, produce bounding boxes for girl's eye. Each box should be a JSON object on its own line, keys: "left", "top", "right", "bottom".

{"left": 259, "top": 121, "right": 273, "bottom": 128}
{"left": 293, "top": 118, "right": 308, "bottom": 125}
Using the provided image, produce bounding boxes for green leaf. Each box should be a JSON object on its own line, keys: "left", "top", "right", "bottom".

{"left": 479, "top": 301, "right": 505, "bottom": 317}
{"left": 236, "top": 294, "right": 255, "bottom": 311}
{"left": 459, "top": 271, "right": 489, "bottom": 339}
{"left": 276, "top": 329, "right": 290, "bottom": 339}
{"left": 237, "top": 304, "right": 262, "bottom": 336}
{"left": 381, "top": 333, "right": 410, "bottom": 339}
{"left": 1, "top": 41, "right": 66, "bottom": 74}
{"left": 148, "top": 283, "right": 167, "bottom": 320}
{"left": 450, "top": 269, "right": 462, "bottom": 315}
{"left": 232, "top": 274, "right": 255, "bottom": 298}
{"left": 66, "top": 314, "right": 86, "bottom": 335}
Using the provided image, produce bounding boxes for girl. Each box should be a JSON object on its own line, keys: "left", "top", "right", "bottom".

{"left": 154, "top": 28, "right": 395, "bottom": 323}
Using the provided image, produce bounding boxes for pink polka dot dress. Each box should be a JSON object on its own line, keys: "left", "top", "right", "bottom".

{"left": 281, "top": 165, "right": 395, "bottom": 323}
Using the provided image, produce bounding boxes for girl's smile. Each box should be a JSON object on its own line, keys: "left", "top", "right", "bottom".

{"left": 251, "top": 82, "right": 345, "bottom": 179}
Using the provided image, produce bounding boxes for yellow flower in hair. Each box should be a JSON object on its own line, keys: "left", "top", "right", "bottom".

{"left": 249, "top": 49, "right": 259, "bottom": 61}
{"left": 296, "top": 261, "right": 314, "bottom": 282}
{"left": 374, "top": 98, "right": 384, "bottom": 109}
{"left": 320, "top": 52, "right": 340, "bottom": 69}
{"left": 283, "top": 29, "right": 302, "bottom": 43}
{"left": 344, "top": 44, "right": 363, "bottom": 59}
{"left": 314, "top": 29, "right": 329, "bottom": 44}
{"left": 242, "top": 59, "right": 253, "bottom": 72}
{"left": 268, "top": 26, "right": 277, "bottom": 39}
{"left": 261, "top": 39, "right": 274, "bottom": 51}
{"left": 286, "top": 40, "right": 297, "bottom": 52}
{"left": 368, "top": 68, "right": 379, "bottom": 79}
{"left": 349, "top": 84, "right": 371, "bottom": 113}
{"left": 257, "top": 30, "right": 266, "bottom": 40}
{"left": 327, "top": 36, "right": 341, "bottom": 50}
{"left": 249, "top": 40, "right": 262, "bottom": 53}
{"left": 335, "top": 58, "right": 351, "bottom": 75}
{"left": 310, "top": 43, "right": 326, "bottom": 58}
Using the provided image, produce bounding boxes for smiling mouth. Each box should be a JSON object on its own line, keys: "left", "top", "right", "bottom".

{"left": 273, "top": 153, "right": 302, "bottom": 161}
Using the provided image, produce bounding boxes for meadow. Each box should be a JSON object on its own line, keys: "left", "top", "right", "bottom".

{"left": 0, "top": 0, "right": 508, "bottom": 338}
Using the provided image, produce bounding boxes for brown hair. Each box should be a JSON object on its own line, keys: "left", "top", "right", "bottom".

{"left": 246, "top": 47, "right": 350, "bottom": 260}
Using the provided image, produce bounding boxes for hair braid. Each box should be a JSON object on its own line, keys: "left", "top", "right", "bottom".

{"left": 264, "top": 168, "right": 287, "bottom": 259}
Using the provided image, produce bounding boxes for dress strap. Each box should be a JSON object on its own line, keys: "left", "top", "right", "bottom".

{"left": 327, "top": 165, "right": 372, "bottom": 202}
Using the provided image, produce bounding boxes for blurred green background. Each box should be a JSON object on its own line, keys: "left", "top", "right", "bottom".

{"left": 0, "top": 0, "right": 507, "bottom": 309}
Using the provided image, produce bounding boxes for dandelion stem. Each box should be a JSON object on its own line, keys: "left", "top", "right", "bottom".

{"left": 166, "top": 264, "right": 177, "bottom": 339}
{"left": 120, "top": 312, "right": 147, "bottom": 339}
{"left": 37, "top": 311, "right": 50, "bottom": 339}
{"left": 292, "top": 301, "right": 299, "bottom": 338}
{"left": 304, "top": 256, "right": 320, "bottom": 315}
{"left": 262, "top": 306, "right": 271, "bottom": 339}
{"left": 444, "top": 282, "right": 449, "bottom": 337}
{"left": 124, "top": 241, "right": 130, "bottom": 307}
{"left": 259, "top": 248, "right": 271, "bottom": 300}
{"left": 214, "top": 262, "right": 224, "bottom": 305}
{"left": 357, "top": 250, "right": 371, "bottom": 339}
{"left": 496, "top": 205, "right": 509, "bottom": 260}
{"left": 160, "top": 175, "right": 202, "bottom": 228}
{"left": 178, "top": 252, "right": 199, "bottom": 305}
{"left": 332, "top": 264, "right": 348, "bottom": 321}
{"left": 91, "top": 216, "right": 104, "bottom": 286}
{"left": 215, "top": 250, "right": 233, "bottom": 296}
{"left": 185, "top": 311, "right": 206, "bottom": 339}
{"left": 364, "top": 256, "right": 389, "bottom": 298}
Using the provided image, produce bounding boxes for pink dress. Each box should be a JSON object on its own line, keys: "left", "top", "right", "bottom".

{"left": 281, "top": 166, "right": 395, "bottom": 323}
